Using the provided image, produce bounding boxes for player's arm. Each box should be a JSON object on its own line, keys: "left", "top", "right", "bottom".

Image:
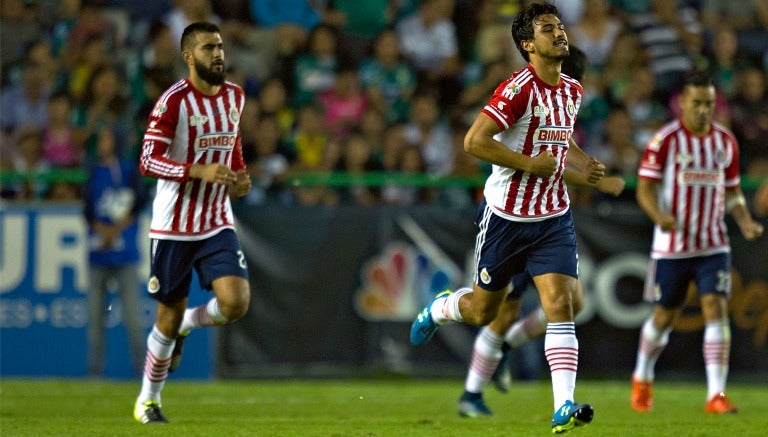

{"left": 636, "top": 178, "right": 675, "bottom": 231}
{"left": 567, "top": 137, "right": 604, "bottom": 184}
{"left": 725, "top": 187, "right": 764, "bottom": 240}
{"left": 464, "top": 112, "right": 557, "bottom": 177}
{"left": 563, "top": 168, "right": 625, "bottom": 197}
{"left": 228, "top": 136, "right": 251, "bottom": 197}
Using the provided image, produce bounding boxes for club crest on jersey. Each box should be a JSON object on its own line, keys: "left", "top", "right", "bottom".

{"left": 714, "top": 148, "right": 728, "bottom": 165}
{"left": 534, "top": 105, "right": 550, "bottom": 117}
{"left": 189, "top": 115, "right": 209, "bottom": 126}
{"left": 229, "top": 107, "right": 240, "bottom": 124}
{"left": 194, "top": 132, "right": 237, "bottom": 152}
{"left": 566, "top": 99, "right": 576, "bottom": 117}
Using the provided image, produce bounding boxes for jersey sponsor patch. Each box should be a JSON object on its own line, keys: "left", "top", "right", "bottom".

{"left": 677, "top": 170, "right": 723, "bottom": 186}
{"left": 533, "top": 126, "right": 571, "bottom": 146}
{"left": 194, "top": 132, "right": 237, "bottom": 152}
{"left": 189, "top": 115, "right": 209, "bottom": 126}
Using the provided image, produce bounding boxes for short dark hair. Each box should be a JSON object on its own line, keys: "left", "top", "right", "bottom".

{"left": 511, "top": 1, "right": 560, "bottom": 62}
{"left": 561, "top": 45, "right": 587, "bottom": 81}
{"left": 180, "top": 22, "right": 221, "bottom": 52}
{"left": 683, "top": 69, "right": 715, "bottom": 89}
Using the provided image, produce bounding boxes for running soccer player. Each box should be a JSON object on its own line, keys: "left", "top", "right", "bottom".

{"left": 457, "top": 45, "right": 626, "bottom": 419}
{"left": 631, "top": 69, "right": 763, "bottom": 414}
{"left": 133, "top": 21, "right": 252, "bottom": 424}
{"left": 410, "top": 2, "right": 604, "bottom": 433}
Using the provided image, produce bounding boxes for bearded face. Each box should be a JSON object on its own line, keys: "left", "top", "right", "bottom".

{"left": 194, "top": 56, "right": 226, "bottom": 86}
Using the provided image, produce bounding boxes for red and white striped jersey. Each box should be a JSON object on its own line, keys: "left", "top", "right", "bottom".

{"left": 140, "top": 78, "right": 247, "bottom": 241}
{"left": 481, "top": 65, "right": 582, "bottom": 222}
{"left": 637, "top": 119, "right": 740, "bottom": 258}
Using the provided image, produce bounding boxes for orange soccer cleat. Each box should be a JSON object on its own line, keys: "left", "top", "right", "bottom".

{"left": 705, "top": 392, "right": 738, "bottom": 414}
{"left": 631, "top": 377, "right": 653, "bottom": 412}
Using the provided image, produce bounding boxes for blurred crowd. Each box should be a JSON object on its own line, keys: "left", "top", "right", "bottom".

{"left": 1, "top": 0, "right": 766, "bottom": 207}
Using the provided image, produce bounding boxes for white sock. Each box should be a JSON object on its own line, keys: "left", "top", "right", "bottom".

{"left": 136, "top": 326, "right": 174, "bottom": 405}
{"left": 633, "top": 318, "right": 671, "bottom": 382}
{"left": 465, "top": 327, "right": 504, "bottom": 393}
{"left": 703, "top": 319, "right": 730, "bottom": 399}
{"left": 179, "top": 298, "right": 226, "bottom": 336}
{"left": 544, "top": 322, "right": 578, "bottom": 411}
{"left": 505, "top": 307, "right": 547, "bottom": 347}
{"left": 429, "top": 287, "right": 471, "bottom": 324}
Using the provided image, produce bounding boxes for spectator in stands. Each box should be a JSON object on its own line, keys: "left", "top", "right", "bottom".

{"left": 257, "top": 76, "right": 296, "bottom": 145}
{"left": 318, "top": 65, "right": 369, "bottom": 140}
{"left": 358, "top": 28, "right": 417, "bottom": 125}
{"left": 567, "top": 0, "right": 622, "bottom": 71}
{"left": 403, "top": 92, "right": 454, "bottom": 176}
{"left": 243, "top": 115, "right": 292, "bottom": 206}
{"left": 83, "top": 126, "right": 147, "bottom": 378}
{"left": 599, "top": 105, "right": 643, "bottom": 178}
{"left": 628, "top": 0, "right": 703, "bottom": 102}
{"left": 0, "top": 60, "right": 52, "bottom": 133}
{"left": 730, "top": 67, "right": 768, "bottom": 176}
{"left": 289, "top": 104, "right": 329, "bottom": 171}
{"left": 67, "top": 34, "right": 111, "bottom": 101}
{"left": 457, "top": 59, "right": 511, "bottom": 127}
{"left": 396, "top": 0, "right": 463, "bottom": 107}
{"left": 292, "top": 23, "right": 341, "bottom": 108}
{"left": 699, "top": 25, "right": 743, "bottom": 99}
{"left": 71, "top": 65, "right": 131, "bottom": 162}
{"left": 128, "top": 20, "right": 187, "bottom": 108}
{"left": 42, "top": 91, "right": 82, "bottom": 168}
{"left": 359, "top": 107, "right": 388, "bottom": 168}
{"left": 700, "top": 0, "right": 768, "bottom": 59}
{"left": 247, "top": 0, "right": 325, "bottom": 58}
{"left": 620, "top": 66, "right": 669, "bottom": 147}
{"left": 0, "top": 0, "right": 44, "bottom": 78}
{"left": 381, "top": 144, "right": 430, "bottom": 206}
{"left": 338, "top": 131, "right": 381, "bottom": 206}
{"left": 602, "top": 31, "right": 647, "bottom": 106}
{"left": 5, "top": 125, "right": 50, "bottom": 200}
{"left": 324, "top": 0, "right": 397, "bottom": 66}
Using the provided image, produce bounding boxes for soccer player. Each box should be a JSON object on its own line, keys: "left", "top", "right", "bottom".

{"left": 457, "top": 45, "right": 628, "bottom": 419}
{"left": 409, "top": 2, "right": 603, "bottom": 433}
{"left": 133, "top": 22, "right": 252, "bottom": 424}
{"left": 630, "top": 70, "right": 764, "bottom": 414}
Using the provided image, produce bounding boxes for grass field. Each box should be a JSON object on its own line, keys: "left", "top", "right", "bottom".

{"left": 0, "top": 378, "right": 764, "bottom": 436}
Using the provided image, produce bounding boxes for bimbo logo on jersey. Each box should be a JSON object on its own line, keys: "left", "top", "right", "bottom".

{"left": 677, "top": 170, "right": 723, "bottom": 186}
{"left": 533, "top": 126, "right": 571, "bottom": 146}
{"left": 194, "top": 132, "right": 237, "bottom": 152}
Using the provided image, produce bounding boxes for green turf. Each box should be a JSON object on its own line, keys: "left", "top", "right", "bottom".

{"left": 0, "top": 378, "right": 764, "bottom": 436}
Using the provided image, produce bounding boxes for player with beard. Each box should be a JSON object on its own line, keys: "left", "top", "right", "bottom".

{"left": 409, "top": 2, "right": 604, "bottom": 433}
{"left": 133, "top": 21, "right": 252, "bottom": 424}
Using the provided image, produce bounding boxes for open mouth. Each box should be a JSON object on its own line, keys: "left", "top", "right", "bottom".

{"left": 554, "top": 40, "right": 568, "bottom": 48}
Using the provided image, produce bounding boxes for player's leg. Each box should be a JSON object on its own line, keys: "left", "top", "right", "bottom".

{"left": 697, "top": 254, "right": 737, "bottom": 414}
{"left": 459, "top": 294, "right": 519, "bottom": 418}
{"left": 411, "top": 202, "right": 515, "bottom": 346}
{"left": 504, "top": 280, "right": 583, "bottom": 348}
{"left": 631, "top": 258, "right": 687, "bottom": 413}
{"left": 134, "top": 238, "right": 195, "bottom": 424}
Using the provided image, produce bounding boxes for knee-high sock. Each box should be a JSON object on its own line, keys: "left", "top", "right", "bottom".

{"left": 430, "top": 287, "right": 471, "bottom": 324}
{"left": 136, "top": 326, "right": 174, "bottom": 405}
{"left": 465, "top": 327, "right": 504, "bottom": 393}
{"left": 545, "top": 322, "right": 578, "bottom": 411}
{"left": 505, "top": 307, "right": 547, "bottom": 347}
{"left": 633, "top": 318, "right": 671, "bottom": 382}
{"left": 179, "top": 298, "right": 226, "bottom": 335}
{"left": 703, "top": 319, "right": 730, "bottom": 399}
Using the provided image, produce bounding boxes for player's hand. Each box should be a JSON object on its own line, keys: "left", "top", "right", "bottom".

{"left": 585, "top": 157, "right": 605, "bottom": 184}
{"left": 656, "top": 214, "right": 676, "bottom": 232}
{"left": 739, "top": 219, "right": 764, "bottom": 241}
{"left": 530, "top": 150, "right": 558, "bottom": 178}
{"left": 191, "top": 163, "right": 237, "bottom": 185}
{"left": 229, "top": 170, "right": 252, "bottom": 197}
{"left": 596, "top": 175, "right": 625, "bottom": 197}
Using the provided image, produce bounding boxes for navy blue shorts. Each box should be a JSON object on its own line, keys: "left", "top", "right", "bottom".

{"left": 644, "top": 253, "right": 731, "bottom": 308}
{"left": 473, "top": 200, "right": 578, "bottom": 292}
{"left": 507, "top": 271, "right": 533, "bottom": 300}
{"left": 147, "top": 229, "right": 248, "bottom": 303}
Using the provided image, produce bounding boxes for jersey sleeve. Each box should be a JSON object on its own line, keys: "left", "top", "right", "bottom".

{"left": 139, "top": 93, "right": 191, "bottom": 181}
{"left": 480, "top": 79, "right": 529, "bottom": 131}
{"left": 637, "top": 131, "right": 669, "bottom": 182}
{"left": 723, "top": 132, "right": 740, "bottom": 189}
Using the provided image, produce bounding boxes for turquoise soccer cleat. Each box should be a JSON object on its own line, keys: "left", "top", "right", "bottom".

{"left": 551, "top": 400, "right": 594, "bottom": 434}
{"left": 409, "top": 290, "right": 452, "bottom": 346}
